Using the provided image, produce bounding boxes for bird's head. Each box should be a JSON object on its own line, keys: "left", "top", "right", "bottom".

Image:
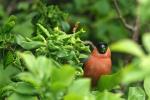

{"left": 92, "top": 42, "right": 111, "bottom": 57}
{"left": 96, "top": 42, "right": 108, "bottom": 54}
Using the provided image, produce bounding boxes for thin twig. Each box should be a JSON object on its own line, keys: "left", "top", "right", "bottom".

{"left": 73, "top": 22, "right": 80, "bottom": 33}
{"left": 84, "top": 41, "right": 96, "bottom": 49}
{"left": 113, "top": 0, "right": 135, "bottom": 32}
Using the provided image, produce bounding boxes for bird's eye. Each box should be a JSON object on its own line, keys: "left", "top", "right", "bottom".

{"left": 97, "top": 42, "right": 108, "bottom": 54}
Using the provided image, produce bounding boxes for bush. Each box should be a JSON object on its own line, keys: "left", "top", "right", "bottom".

{"left": 0, "top": 0, "right": 150, "bottom": 100}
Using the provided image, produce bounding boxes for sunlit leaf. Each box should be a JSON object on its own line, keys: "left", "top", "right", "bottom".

{"left": 17, "top": 72, "right": 38, "bottom": 86}
{"left": 7, "top": 93, "right": 38, "bottom": 100}
{"left": 128, "top": 87, "right": 145, "bottom": 100}
{"left": 140, "top": 56, "right": 150, "bottom": 70}
{"left": 35, "top": 56, "right": 54, "bottom": 79}
{"left": 18, "top": 53, "right": 36, "bottom": 73}
{"left": 3, "top": 51, "right": 15, "bottom": 68}
{"left": 37, "top": 23, "right": 50, "bottom": 37}
{"left": 143, "top": 33, "right": 150, "bottom": 53}
{"left": 51, "top": 65, "right": 76, "bottom": 91}
{"left": 144, "top": 76, "right": 150, "bottom": 98}
{"left": 0, "top": 15, "right": 16, "bottom": 34}
{"left": 68, "top": 79, "right": 90, "bottom": 95}
{"left": 110, "top": 39, "right": 144, "bottom": 57}
{"left": 16, "top": 35, "right": 45, "bottom": 50}
{"left": 98, "top": 70, "right": 123, "bottom": 91}
{"left": 14, "top": 82, "right": 37, "bottom": 95}
{"left": 64, "top": 79, "right": 93, "bottom": 100}
{"left": 96, "top": 91, "right": 124, "bottom": 100}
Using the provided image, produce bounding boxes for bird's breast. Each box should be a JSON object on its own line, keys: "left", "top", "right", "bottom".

{"left": 83, "top": 55, "right": 112, "bottom": 85}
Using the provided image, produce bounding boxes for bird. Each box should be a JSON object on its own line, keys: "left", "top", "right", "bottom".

{"left": 83, "top": 42, "right": 112, "bottom": 86}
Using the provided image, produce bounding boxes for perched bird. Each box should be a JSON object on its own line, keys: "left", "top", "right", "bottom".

{"left": 83, "top": 42, "right": 112, "bottom": 86}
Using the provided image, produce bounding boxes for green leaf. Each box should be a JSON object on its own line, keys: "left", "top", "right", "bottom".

{"left": 98, "top": 69, "right": 123, "bottom": 91}
{"left": 122, "top": 65, "right": 147, "bottom": 84}
{"left": 98, "top": 63, "right": 149, "bottom": 91}
{"left": 37, "top": 23, "right": 50, "bottom": 37}
{"left": 128, "top": 87, "right": 145, "bottom": 100}
{"left": 138, "top": 0, "right": 150, "bottom": 23}
{"left": 110, "top": 39, "right": 144, "bottom": 57}
{"left": 144, "top": 76, "right": 150, "bottom": 98}
{"left": 51, "top": 65, "right": 76, "bottom": 91}
{"left": 140, "top": 56, "right": 150, "bottom": 70}
{"left": 16, "top": 35, "right": 45, "bottom": 50}
{"left": 68, "top": 79, "right": 90, "bottom": 95}
{"left": 13, "top": 20, "right": 33, "bottom": 37}
{"left": 0, "top": 65, "right": 20, "bottom": 90}
{"left": 3, "top": 51, "right": 15, "bottom": 68}
{"left": 143, "top": 33, "right": 150, "bottom": 53}
{"left": 18, "top": 53, "right": 36, "bottom": 73}
{"left": 19, "top": 53, "right": 54, "bottom": 80}
{"left": 22, "top": 41, "right": 45, "bottom": 50}
{"left": 64, "top": 93, "right": 95, "bottom": 100}
{"left": 7, "top": 93, "right": 38, "bottom": 100}
{"left": 61, "top": 21, "right": 70, "bottom": 32}
{"left": 79, "top": 54, "right": 89, "bottom": 59}
{"left": 64, "top": 93, "right": 85, "bottom": 100}
{"left": 1, "top": 15, "right": 16, "bottom": 34}
{"left": 64, "top": 79, "right": 93, "bottom": 100}
{"left": 35, "top": 56, "right": 54, "bottom": 80}
{"left": 17, "top": 72, "right": 38, "bottom": 87}
{"left": 96, "top": 91, "right": 124, "bottom": 100}
{"left": 14, "top": 82, "right": 37, "bottom": 95}
{"left": 111, "top": 63, "right": 149, "bottom": 84}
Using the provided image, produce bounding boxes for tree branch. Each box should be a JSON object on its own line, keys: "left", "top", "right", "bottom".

{"left": 113, "top": 0, "right": 141, "bottom": 64}
{"left": 132, "top": 0, "right": 140, "bottom": 42}
{"left": 84, "top": 41, "right": 96, "bottom": 49}
{"left": 132, "top": 16, "right": 140, "bottom": 42}
{"left": 125, "top": 15, "right": 140, "bottom": 64}
{"left": 113, "top": 0, "right": 135, "bottom": 32}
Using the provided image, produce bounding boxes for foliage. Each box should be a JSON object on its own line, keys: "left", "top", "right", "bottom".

{"left": 128, "top": 87, "right": 145, "bottom": 100}
{"left": 138, "top": 0, "right": 150, "bottom": 23}
{"left": 0, "top": 0, "right": 150, "bottom": 100}
{"left": 16, "top": 24, "right": 90, "bottom": 66}
{"left": 57, "top": 0, "right": 134, "bottom": 42}
{"left": 97, "top": 33, "right": 150, "bottom": 90}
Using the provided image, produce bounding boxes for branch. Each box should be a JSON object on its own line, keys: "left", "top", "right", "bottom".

{"left": 84, "top": 41, "right": 96, "bottom": 49}
{"left": 132, "top": 16, "right": 140, "bottom": 42}
{"left": 113, "top": 0, "right": 141, "bottom": 64}
{"left": 7, "top": 0, "right": 17, "bottom": 14}
{"left": 132, "top": 0, "right": 140, "bottom": 42}
{"left": 73, "top": 22, "right": 80, "bottom": 33}
{"left": 113, "top": 0, "right": 135, "bottom": 32}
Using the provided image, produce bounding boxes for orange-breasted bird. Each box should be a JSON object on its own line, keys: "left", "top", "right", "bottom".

{"left": 83, "top": 42, "right": 112, "bottom": 86}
